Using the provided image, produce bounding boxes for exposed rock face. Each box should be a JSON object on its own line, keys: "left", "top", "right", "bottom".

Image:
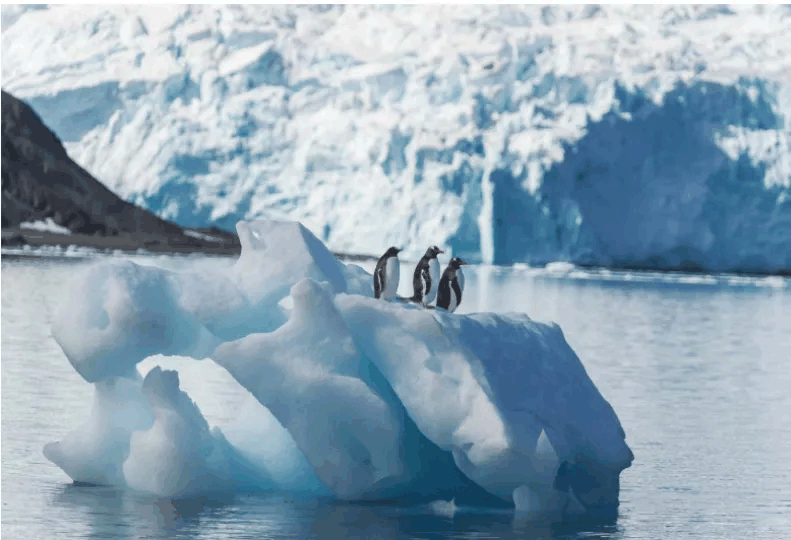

{"left": 2, "top": 89, "right": 184, "bottom": 236}
{"left": 1, "top": 89, "right": 240, "bottom": 253}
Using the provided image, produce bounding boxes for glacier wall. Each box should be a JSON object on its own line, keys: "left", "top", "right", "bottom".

{"left": 2, "top": 5, "right": 789, "bottom": 271}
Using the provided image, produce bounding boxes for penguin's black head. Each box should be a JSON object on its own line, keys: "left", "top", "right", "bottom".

{"left": 385, "top": 246, "right": 401, "bottom": 257}
{"left": 425, "top": 245, "right": 444, "bottom": 258}
{"left": 450, "top": 257, "right": 468, "bottom": 268}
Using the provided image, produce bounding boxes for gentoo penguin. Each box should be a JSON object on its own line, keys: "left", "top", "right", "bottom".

{"left": 373, "top": 247, "right": 401, "bottom": 300}
{"left": 436, "top": 257, "right": 468, "bottom": 313}
{"left": 411, "top": 245, "right": 444, "bottom": 306}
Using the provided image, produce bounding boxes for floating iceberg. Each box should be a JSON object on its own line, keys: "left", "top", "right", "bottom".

{"left": 43, "top": 367, "right": 272, "bottom": 498}
{"left": 47, "top": 219, "right": 633, "bottom": 521}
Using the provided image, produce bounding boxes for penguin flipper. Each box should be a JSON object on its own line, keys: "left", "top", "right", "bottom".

{"left": 437, "top": 274, "right": 450, "bottom": 310}
{"left": 373, "top": 269, "right": 381, "bottom": 299}
{"left": 451, "top": 278, "right": 463, "bottom": 311}
{"left": 412, "top": 264, "right": 424, "bottom": 302}
{"left": 421, "top": 266, "right": 432, "bottom": 300}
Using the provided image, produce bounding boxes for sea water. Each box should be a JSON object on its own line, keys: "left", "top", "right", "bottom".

{"left": 2, "top": 256, "right": 790, "bottom": 539}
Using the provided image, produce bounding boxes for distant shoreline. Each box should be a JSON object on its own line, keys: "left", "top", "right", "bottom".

{"left": 0, "top": 227, "right": 380, "bottom": 263}
{"left": 1, "top": 227, "right": 242, "bottom": 258}
{"left": 2, "top": 229, "right": 788, "bottom": 279}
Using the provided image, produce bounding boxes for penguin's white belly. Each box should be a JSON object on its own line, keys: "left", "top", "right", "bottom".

{"left": 448, "top": 289, "right": 459, "bottom": 313}
{"left": 383, "top": 256, "right": 400, "bottom": 300}
{"left": 424, "top": 258, "right": 440, "bottom": 304}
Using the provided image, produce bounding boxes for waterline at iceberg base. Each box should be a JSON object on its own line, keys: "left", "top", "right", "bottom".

{"left": 44, "top": 219, "right": 634, "bottom": 523}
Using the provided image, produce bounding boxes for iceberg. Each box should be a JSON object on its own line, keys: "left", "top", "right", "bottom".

{"left": 212, "top": 278, "right": 405, "bottom": 500}
{"left": 43, "top": 367, "right": 273, "bottom": 498}
{"left": 46, "top": 219, "right": 633, "bottom": 521}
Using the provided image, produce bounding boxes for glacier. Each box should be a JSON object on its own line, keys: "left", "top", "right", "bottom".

{"left": 45, "top": 219, "right": 632, "bottom": 521}
{"left": 2, "top": 5, "right": 789, "bottom": 272}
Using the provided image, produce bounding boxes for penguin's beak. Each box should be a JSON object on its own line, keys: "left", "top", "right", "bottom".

{"left": 459, "top": 259, "right": 468, "bottom": 265}
{"left": 438, "top": 249, "right": 445, "bottom": 254}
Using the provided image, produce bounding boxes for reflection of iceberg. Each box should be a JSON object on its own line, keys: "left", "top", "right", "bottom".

{"left": 47, "top": 220, "right": 633, "bottom": 521}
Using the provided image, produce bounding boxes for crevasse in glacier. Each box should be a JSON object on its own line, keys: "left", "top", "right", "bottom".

{"left": 47, "top": 220, "right": 633, "bottom": 521}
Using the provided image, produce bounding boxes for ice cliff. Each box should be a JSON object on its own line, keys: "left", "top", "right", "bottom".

{"left": 3, "top": 5, "right": 787, "bottom": 271}
{"left": 45, "top": 219, "right": 633, "bottom": 522}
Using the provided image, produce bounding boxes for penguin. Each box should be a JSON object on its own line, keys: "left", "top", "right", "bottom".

{"left": 436, "top": 257, "right": 468, "bottom": 313}
{"left": 411, "top": 245, "right": 444, "bottom": 306}
{"left": 373, "top": 246, "right": 401, "bottom": 300}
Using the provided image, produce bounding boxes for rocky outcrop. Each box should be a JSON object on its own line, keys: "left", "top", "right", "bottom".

{"left": 1, "top": 89, "right": 240, "bottom": 253}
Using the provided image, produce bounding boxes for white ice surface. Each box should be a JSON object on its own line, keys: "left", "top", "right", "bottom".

{"left": 44, "top": 367, "right": 273, "bottom": 498}
{"left": 19, "top": 218, "right": 72, "bottom": 235}
{"left": 51, "top": 220, "right": 371, "bottom": 381}
{"left": 3, "top": 5, "right": 790, "bottom": 271}
{"left": 46, "top": 219, "right": 632, "bottom": 520}
{"left": 184, "top": 229, "right": 223, "bottom": 242}
{"left": 333, "top": 294, "right": 632, "bottom": 507}
{"left": 212, "top": 279, "right": 404, "bottom": 499}
{"left": 43, "top": 374, "right": 153, "bottom": 487}
{"left": 219, "top": 394, "right": 328, "bottom": 494}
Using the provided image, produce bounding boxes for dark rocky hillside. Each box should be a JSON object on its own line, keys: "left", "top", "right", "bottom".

{"left": 1, "top": 89, "right": 240, "bottom": 255}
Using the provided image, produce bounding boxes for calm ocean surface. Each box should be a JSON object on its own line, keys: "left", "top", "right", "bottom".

{"left": 2, "top": 255, "right": 790, "bottom": 539}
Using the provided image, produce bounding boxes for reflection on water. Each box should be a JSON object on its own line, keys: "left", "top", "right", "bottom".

{"left": 52, "top": 484, "right": 241, "bottom": 539}
{"left": 50, "top": 483, "right": 622, "bottom": 540}
{"left": 2, "top": 256, "right": 790, "bottom": 539}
